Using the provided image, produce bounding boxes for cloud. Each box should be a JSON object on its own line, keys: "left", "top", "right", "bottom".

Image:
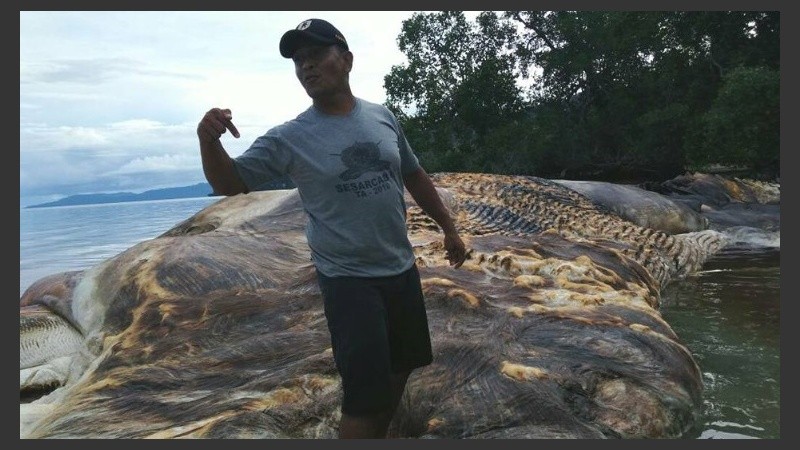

{"left": 20, "top": 120, "right": 203, "bottom": 196}
{"left": 109, "top": 153, "right": 200, "bottom": 175}
{"left": 19, "top": 11, "right": 419, "bottom": 206}
{"left": 21, "top": 58, "right": 201, "bottom": 85}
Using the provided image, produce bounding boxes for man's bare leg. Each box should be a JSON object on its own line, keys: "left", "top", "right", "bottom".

{"left": 338, "top": 370, "right": 412, "bottom": 439}
{"left": 338, "top": 412, "right": 391, "bottom": 439}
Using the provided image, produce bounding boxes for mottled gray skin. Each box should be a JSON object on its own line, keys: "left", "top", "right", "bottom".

{"left": 655, "top": 172, "right": 780, "bottom": 233}
{"left": 20, "top": 173, "right": 731, "bottom": 439}
{"left": 553, "top": 180, "right": 709, "bottom": 234}
{"left": 660, "top": 172, "right": 780, "bottom": 207}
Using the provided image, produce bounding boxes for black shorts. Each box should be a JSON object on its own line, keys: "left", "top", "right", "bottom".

{"left": 316, "top": 264, "right": 433, "bottom": 416}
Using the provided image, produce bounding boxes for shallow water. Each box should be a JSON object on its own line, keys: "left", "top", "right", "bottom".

{"left": 660, "top": 248, "right": 780, "bottom": 439}
{"left": 19, "top": 197, "right": 219, "bottom": 296}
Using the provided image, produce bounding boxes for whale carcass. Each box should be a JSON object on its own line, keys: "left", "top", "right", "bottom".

{"left": 20, "top": 172, "right": 728, "bottom": 439}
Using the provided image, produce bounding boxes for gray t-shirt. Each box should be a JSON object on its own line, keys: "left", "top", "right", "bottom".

{"left": 232, "top": 97, "right": 421, "bottom": 278}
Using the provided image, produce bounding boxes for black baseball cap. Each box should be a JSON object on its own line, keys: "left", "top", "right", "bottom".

{"left": 279, "top": 18, "right": 349, "bottom": 58}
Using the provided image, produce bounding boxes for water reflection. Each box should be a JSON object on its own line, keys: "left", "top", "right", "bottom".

{"left": 661, "top": 249, "right": 780, "bottom": 439}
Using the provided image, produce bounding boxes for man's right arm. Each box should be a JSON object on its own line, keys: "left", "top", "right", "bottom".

{"left": 197, "top": 108, "right": 249, "bottom": 196}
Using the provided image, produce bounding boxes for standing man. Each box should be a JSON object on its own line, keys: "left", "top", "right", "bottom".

{"left": 196, "top": 18, "right": 467, "bottom": 439}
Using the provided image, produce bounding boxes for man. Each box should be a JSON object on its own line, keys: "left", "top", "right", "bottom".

{"left": 196, "top": 18, "right": 467, "bottom": 439}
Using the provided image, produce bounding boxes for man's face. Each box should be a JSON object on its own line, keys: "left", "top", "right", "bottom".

{"left": 292, "top": 44, "right": 352, "bottom": 99}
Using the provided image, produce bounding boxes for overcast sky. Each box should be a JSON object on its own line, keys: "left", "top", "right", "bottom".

{"left": 20, "top": 11, "right": 469, "bottom": 207}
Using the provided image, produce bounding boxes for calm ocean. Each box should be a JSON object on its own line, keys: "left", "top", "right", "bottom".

{"left": 20, "top": 196, "right": 219, "bottom": 296}
{"left": 18, "top": 196, "right": 780, "bottom": 439}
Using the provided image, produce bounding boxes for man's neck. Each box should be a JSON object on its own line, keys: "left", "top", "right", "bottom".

{"left": 312, "top": 92, "right": 356, "bottom": 116}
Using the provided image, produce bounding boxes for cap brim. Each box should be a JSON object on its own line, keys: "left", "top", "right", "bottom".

{"left": 279, "top": 30, "right": 340, "bottom": 58}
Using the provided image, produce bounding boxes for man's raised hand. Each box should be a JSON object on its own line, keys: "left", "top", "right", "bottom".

{"left": 197, "top": 108, "right": 241, "bottom": 143}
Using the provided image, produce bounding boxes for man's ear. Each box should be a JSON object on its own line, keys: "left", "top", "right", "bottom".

{"left": 344, "top": 50, "right": 353, "bottom": 72}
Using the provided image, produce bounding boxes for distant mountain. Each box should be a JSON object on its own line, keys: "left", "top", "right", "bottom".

{"left": 26, "top": 183, "right": 215, "bottom": 208}
{"left": 25, "top": 178, "right": 295, "bottom": 209}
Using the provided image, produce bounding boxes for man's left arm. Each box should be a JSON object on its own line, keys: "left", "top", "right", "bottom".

{"left": 403, "top": 167, "right": 467, "bottom": 268}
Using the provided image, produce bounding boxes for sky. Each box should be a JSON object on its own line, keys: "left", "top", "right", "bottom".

{"left": 20, "top": 11, "right": 470, "bottom": 207}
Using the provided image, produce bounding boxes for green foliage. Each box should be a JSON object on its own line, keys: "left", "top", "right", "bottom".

{"left": 384, "top": 11, "right": 780, "bottom": 181}
{"left": 687, "top": 66, "right": 779, "bottom": 176}
{"left": 384, "top": 11, "right": 525, "bottom": 170}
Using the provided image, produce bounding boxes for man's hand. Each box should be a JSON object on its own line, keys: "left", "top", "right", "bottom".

{"left": 444, "top": 232, "right": 467, "bottom": 268}
{"left": 197, "top": 108, "right": 240, "bottom": 143}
